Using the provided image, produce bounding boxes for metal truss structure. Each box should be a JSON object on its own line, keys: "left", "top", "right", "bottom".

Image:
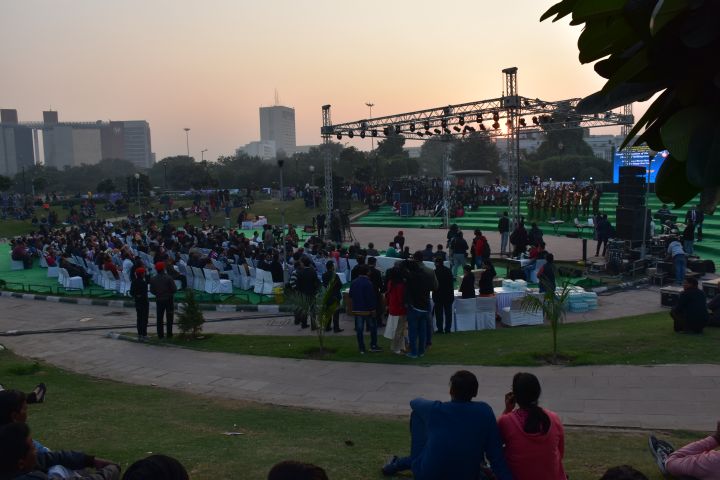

{"left": 321, "top": 67, "right": 634, "bottom": 228}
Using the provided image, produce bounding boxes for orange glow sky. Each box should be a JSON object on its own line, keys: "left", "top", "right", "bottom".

{"left": 0, "top": 0, "right": 635, "bottom": 161}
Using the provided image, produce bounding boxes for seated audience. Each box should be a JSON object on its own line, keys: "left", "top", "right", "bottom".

{"left": 537, "top": 253, "right": 556, "bottom": 294}
{"left": 478, "top": 259, "right": 496, "bottom": 296}
{"left": 122, "top": 454, "right": 189, "bottom": 480}
{"left": 381, "top": 370, "right": 512, "bottom": 480}
{"left": 498, "top": 372, "right": 566, "bottom": 480}
{"left": 671, "top": 277, "right": 708, "bottom": 333}
{"left": 267, "top": 460, "right": 329, "bottom": 480}
{"left": 649, "top": 421, "right": 720, "bottom": 480}
{"left": 0, "top": 422, "right": 120, "bottom": 480}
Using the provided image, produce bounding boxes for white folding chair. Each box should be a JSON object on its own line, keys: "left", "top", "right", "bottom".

{"left": 191, "top": 266, "right": 205, "bottom": 291}
{"left": 253, "top": 268, "right": 265, "bottom": 293}
{"left": 60, "top": 268, "right": 83, "bottom": 290}
{"left": 476, "top": 296, "right": 497, "bottom": 330}
{"left": 203, "top": 268, "right": 233, "bottom": 294}
{"left": 260, "top": 270, "right": 276, "bottom": 295}
{"left": 453, "top": 298, "right": 477, "bottom": 332}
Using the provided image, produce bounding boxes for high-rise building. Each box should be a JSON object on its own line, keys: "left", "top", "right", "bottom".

{"left": 259, "top": 105, "right": 296, "bottom": 156}
{"left": 1, "top": 109, "right": 155, "bottom": 170}
{"left": 0, "top": 109, "right": 34, "bottom": 176}
{"left": 237, "top": 140, "right": 276, "bottom": 161}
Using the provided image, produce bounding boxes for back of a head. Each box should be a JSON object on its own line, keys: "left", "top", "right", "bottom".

{"left": 122, "top": 454, "right": 189, "bottom": 480}
{"left": 0, "top": 422, "right": 30, "bottom": 474}
{"left": 450, "top": 370, "right": 478, "bottom": 402}
{"left": 412, "top": 251, "right": 423, "bottom": 261}
{"left": 546, "top": 253, "right": 554, "bottom": 263}
{"left": 267, "top": 460, "right": 329, "bottom": 480}
{"left": 0, "top": 390, "right": 26, "bottom": 426}
{"left": 513, "top": 372, "right": 550, "bottom": 434}
{"left": 599, "top": 465, "right": 649, "bottom": 480}
{"left": 367, "top": 256, "right": 377, "bottom": 266}
{"left": 356, "top": 264, "right": 370, "bottom": 277}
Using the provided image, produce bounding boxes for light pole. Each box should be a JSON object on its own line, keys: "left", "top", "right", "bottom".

{"left": 134, "top": 173, "right": 141, "bottom": 216}
{"left": 201, "top": 149, "right": 207, "bottom": 162}
{"left": 183, "top": 128, "right": 191, "bottom": 157}
{"left": 365, "top": 102, "right": 375, "bottom": 150}
{"left": 309, "top": 165, "right": 316, "bottom": 209}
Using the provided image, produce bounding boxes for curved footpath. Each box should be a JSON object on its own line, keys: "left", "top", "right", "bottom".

{"left": 0, "top": 296, "right": 717, "bottom": 432}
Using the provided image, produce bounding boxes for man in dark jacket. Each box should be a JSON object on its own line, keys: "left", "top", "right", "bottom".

{"left": 671, "top": 277, "right": 708, "bottom": 333}
{"left": 321, "top": 261, "right": 343, "bottom": 333}
{"left": 498, "top": 212, "right": 510, "bottom": 256}
{"left": 149, "top": 262, "right": 177, "bottom": 339}
{"left": 432, "top": 257, "right": 454, "bottom": 334}
{"left": 0, "top": 422, "right": 119, "bottom": 480}
{"left": 129, "top": 267, "right": 149, "bottom": 341}
{"left": 349, "top": 264, "right": 380, "bottom": 354}
{"left": 404, "top": 253, "right": 437, "bottom": 358}
{"left": 296, "top": 257, "right": 320, "bottom": 329}
{"left": 367, "top": 256, "right": 386, "bottom": 328}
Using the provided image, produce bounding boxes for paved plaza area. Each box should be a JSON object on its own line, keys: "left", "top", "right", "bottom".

{"left": 1, "top": 291, "right": 718, "bottom": 432}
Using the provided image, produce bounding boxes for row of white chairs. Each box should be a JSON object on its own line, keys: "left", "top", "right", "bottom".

{"left": 453, "top": 296, "right": 498, "bottom": 331}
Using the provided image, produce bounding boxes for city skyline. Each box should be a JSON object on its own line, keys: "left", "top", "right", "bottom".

{"left": 0, "top": 0, "right": 634, "bottom": 162}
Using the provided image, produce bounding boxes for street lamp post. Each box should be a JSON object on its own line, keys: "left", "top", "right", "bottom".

{"left": 201, "top": 149, "right": 207, "bottom": 162}
{"left": 309, "top": 165, "right": 316, "bottom": 209}
{"left": 184, "top": 128, "right": 191, "bottom": 157}
{"left": 134, "top": 173, "right": 141, "bottom": 217}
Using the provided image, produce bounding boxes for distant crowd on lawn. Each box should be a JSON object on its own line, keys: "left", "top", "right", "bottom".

{"left": 1, "top": 372, "right": 718, "bottom": 479}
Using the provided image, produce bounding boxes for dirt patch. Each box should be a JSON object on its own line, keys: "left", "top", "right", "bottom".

{"left": 532, "top": 353, "right": 576, "bottom": 365}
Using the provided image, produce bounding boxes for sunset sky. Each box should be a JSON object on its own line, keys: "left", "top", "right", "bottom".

{"left": 0, "top": 0, "right": 628, "bottom": 161}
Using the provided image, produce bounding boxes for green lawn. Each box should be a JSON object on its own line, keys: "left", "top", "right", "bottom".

{"left": 0, "top": 349, "right": 699, "bottom": 480}
{"left": 158, "top": 311, "right": 720, "bottom": 366}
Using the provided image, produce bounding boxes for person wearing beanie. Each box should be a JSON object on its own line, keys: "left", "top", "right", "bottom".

{"left": 129, "top": 267, "right": 149, "bottom": 341}
{"left": 149, "top": 262, "right": 177, "bottom": 339}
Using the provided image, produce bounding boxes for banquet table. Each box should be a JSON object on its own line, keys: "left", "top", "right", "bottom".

{"left": 493, "top": 287, "right": 528, "bottom": 310}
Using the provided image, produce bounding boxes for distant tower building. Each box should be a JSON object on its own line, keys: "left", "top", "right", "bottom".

{"left": 121, "top": 121, "right": 153, "bottom": 168}
{"left": 0, "top": 109, "right": 34, "bottom": 176}
{"left": 259, "top": 105, "right": 296, "bottom": 157}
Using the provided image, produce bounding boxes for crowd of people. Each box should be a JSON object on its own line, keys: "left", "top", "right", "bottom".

{"left": 3, "top": 371, "right": 717, "bottom": 480}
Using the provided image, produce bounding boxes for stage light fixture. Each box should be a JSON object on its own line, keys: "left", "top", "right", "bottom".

{"left": 523, "top": 99, "right": 531, "bottom": 107}
{"left": 492, "top": 111, "right": 500, "bottom": 122}
{"left": 492, "top": 122, "right": 500, "bottom": 130}
{"left": 395, "top": 125, "right": 402, "bottom": 134}
{"left": 383, "top": 127, "right": 390, "bottom": 136}
{"left": 424, "top": 120, "right": 430, "bottom": 130}
{"left": 336, "top": 133, "right": 342, "bottom": 140}
{"left": 519, "top": 118, "right": 526, "bottom": 127}
{"left": 348, "top": 130, "right": 354, "bottom": 138}
{"left": 476, "top": 114, "right": 483, "bottom": 123}
{"left": 444, "top": 127, "right": 451, "bottom": 134}
{"left": 409, "top": 124, "right": 416, "bottom": 132}
{"left": 479, "top": 124, "right": 486, "bottom": 131}
{"left": 360, "top": 130, "right": 366, "bottom": 138}
{"left": 532, "top": 116, "right": 539, "bottom": 125}
{"left": 458, "top": 116, "right": 465, "bottom": 126}
{"left": 467, "top": 126, "right": 476, "bottom": 132}
{"left": 453, "top": 126, "right": 461, "bottom": 132}
{"left": 371, "top": 129, "right": 378, "bottom": 137}
{"left": 417, "top": 131, "right": 424, "bottom": 137}
{"left": 433, "top": 128, "right": 441, "bottom": 135}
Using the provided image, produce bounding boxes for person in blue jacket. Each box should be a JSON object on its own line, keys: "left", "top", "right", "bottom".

{"left": 382, "top": 370, "right": 513, "bottom": 480}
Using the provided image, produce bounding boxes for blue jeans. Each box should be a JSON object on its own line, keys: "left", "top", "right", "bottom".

{"left": 673, "top": 254, "right": 687, "bottom": 284}
{"left": 393, "top": 411, "right": 427, "bottom": 472}
{"left": 500, "top": 232, "right": 509, "bottom": 254}
{"left": 683, "top": 240, "right": 694, "bottom": 255}
{"left": 407, "top": 306, "right": 428, "bottom": 356}
{"left": 354, "top": 315, "right": 377, "bottom": 352}
{"left": 452, "top": 253, "right": 466, "bottom": 279}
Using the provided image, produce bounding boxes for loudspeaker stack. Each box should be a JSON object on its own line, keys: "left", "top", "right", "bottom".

{"left": 615, "top": 166, "right": 648, "bottom": 242}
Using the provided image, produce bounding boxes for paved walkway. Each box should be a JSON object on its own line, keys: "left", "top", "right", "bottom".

{"left": 1, "top": 295, "right": 718, "bottom": 432}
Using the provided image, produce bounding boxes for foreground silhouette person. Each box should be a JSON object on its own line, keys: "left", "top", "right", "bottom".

{"left": 381, "top": 370, "right": 512, "bottom": 480}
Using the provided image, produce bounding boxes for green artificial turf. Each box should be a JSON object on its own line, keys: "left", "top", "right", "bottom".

{"left": 0, "top": 349, "right": 702, "bottom": 480}
{"left": 157, "top": 311, "right": 720, "bottom": 366}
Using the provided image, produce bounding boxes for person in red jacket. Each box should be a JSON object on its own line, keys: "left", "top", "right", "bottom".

{"left": 498, "top": 372, "right": 566, "bottom": 480}
{"left": 384, "top": 265, "right": 407, "bottom": 354}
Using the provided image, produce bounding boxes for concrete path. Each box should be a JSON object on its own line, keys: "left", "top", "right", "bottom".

{"left": 1, "top": 295, "right": 718, "bottom": 432}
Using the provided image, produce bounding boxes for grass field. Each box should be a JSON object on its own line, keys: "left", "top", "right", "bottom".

{"left": 155, "top": 311, "right": 720, "bottom": 366}
{"left": 0, "top": 349, "right": 699, "bottom": 480}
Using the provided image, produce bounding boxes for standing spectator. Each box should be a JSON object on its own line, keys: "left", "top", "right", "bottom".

{"left": 149, "top": 262, "right": 177, "bottom": 339}
{"left": 538, "top": 254, "right": 556, "bottom": 294}
{"left": 450, "top": 231, "right": 469, "bottom": 279}
{"left": 349, "top": 265, "right": 380, "bottom": 354}
{"left": 459, "top": 265, "right": 476, "bottom": 299}
{"left": 498, "top": 212, "right": 510, "bottom": 256}
{"left": 682, "top": 220, "right": 695, "bottom": 255}
{"left": 499, "top": 372, "right": 566, "bottom": 480}
{"left": 367, "top": 256, "right": 386, "bottom": 327}
{"left": 667, "top": 236, "right": 687, "bottom": 285}
{"left": 685, "top": 204, "right": 704, "bottom": 242}
{"left": 432, "top": 257, "right": 454, "bottom": 334}
{"left": 321, "top": 261, "right": 343, "bottom": 333}
{"left": 129, "top": 268, "right": 149, "bottom": 341}
{"left": 393, "top": 230, "right": 405, "bottom": 250}
{"left": 472, "top": 230, "right": 490, "bottom": 268}
{"left": 479, "top": 259, "right": 497, "bottom": 296}
{"left": 296, "top": 257, "right": 320, "bottom": 329}
{"left": 316, "top": 213, "right": 326, "bottom": 239}
{"left": 510, "top": 221, "right": 529, "bottom": 259}
{"left": 384, "top": 266, "right": 407, "bottom": 354}
{"left": 404, "top": 253, "right": 437, "bottom": 359}
{"left": 527, "top": 223, "right": 544, "bottom": 248}
{"left": 595, "top": 214, "right": 611, "bottom": 257}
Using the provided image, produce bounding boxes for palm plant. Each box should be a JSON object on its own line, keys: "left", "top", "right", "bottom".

{"left": 520, "top": 279, "right": 572, "bottom": 363}
{"left": 284, "top": 275, "right": 340, "bottom": 354}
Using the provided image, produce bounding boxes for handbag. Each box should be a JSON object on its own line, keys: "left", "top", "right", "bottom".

{"left": 383, "top": 314, "right": 399, "bottom": 340}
